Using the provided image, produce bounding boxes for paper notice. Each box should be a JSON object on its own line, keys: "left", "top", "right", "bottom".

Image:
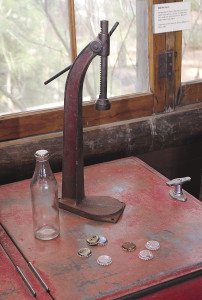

{"left": 153, "top": 2, "right": 191, "bottom": 34}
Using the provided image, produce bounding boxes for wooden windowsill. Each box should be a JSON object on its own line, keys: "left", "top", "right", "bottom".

{"left": 0, "top": 93, "right": 153, "bottom": 142}
{"left": 0, "top": 102, "right": 201, "bottom": 184}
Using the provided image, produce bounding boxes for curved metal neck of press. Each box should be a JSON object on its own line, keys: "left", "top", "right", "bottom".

{"left": 61, "top": 20, "right": 118, "bottom": 205}
{"left": 62, "top": 41, "right": 100, "bottom": 203}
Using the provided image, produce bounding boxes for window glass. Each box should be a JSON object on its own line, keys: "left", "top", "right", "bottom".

{"left": 0, "top": 0, "right": 70, "bottom": 115}
{"left": 74, "top": 0, "right": 149, "bottom": 101}
{"left": 0, "top": 0, "right": 149, "bottom": 116}
{"left": 182, "top": 0, "right": 202, "bottom": 82}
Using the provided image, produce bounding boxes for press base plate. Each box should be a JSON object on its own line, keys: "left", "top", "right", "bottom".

{"left": 59, "top": 196, "right": 125, "bottom": 223}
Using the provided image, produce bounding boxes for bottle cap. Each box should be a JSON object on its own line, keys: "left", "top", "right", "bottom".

{"left": 122, "top": 242, "right": 136, "bottom": 252}
{"left": 145, "top": 240, "right": 160, "bottom": 251}
{"left": 86, "top": 235, "right": 99, "bottom": 246}
{"left": 138, "top": 250, "right": 154, "bottom": 260}
{"left": 97, "top": 255, "right": 112, "bottom": 266}
{"left": 77, "top": 248, "right": 92, "bottom": 258}
{"left": 35, "top": 150, "right": 49, "bottom": 161}
{"left": 98, "top": 236, "right": 108, "bottom": 246}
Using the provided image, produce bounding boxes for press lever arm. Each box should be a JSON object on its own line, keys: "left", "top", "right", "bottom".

{"left": 44, "top": 22, "right": 119, "bottom": 86}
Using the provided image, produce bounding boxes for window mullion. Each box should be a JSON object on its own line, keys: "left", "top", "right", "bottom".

{"left": 149, "top": 0, "right": 166, "bottom": 113}
{"left": 165, "top": 0, "right": 182, "bottom": 110}
{"left": 68, "top": 0, "right": 77, "bottom": 60}
{"left": 148, "top": 0, "right": 183, "bottom": 113}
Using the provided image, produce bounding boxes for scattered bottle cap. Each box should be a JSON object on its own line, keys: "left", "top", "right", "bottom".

{"left": 77, "top": 248, "right": 92, "bottom": 258}
{"left": 97, "top": 255, "right": 112, "bottom": 266}
{"left": 145, "top": 240, "right": 160, "bottom": 251}
{"left": 86, "top": 235, "right": 99, "bottom": 246}
{"left": 122, "top": 242, "right": 136, "bottom": 252}
{"left": 138, "top": 250, "right": 154, "bottom": 261}
{"left": 98, "top": 236, "right": 108, "bottom": 246}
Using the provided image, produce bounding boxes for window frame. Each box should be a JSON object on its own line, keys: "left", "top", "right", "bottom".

{"left": 0, "top": 0, "right": 202, "bottom": 142}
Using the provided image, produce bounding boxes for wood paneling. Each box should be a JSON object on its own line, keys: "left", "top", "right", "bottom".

{"left": 148, "top": 0, "right": 166, "bottom": 113}
{"left": 0, "top": 93, "right": 153, "bottom": 142}
{"left": 83, "top": 93, "right": 153, "bottom": 126}
{"left": 179, "top": 81, "right": 202, "bottom": 105}
{"left": 0, "top": 108, "right": 63, "bottom": 141}
{"left": 174, "top": 30, "right": 182, "bottom": 105}
{"left": 148, "top": 0, "right": 183, "bottom": 113}
{"left": 165, "top": 1, "right": 182, "bottom": 110}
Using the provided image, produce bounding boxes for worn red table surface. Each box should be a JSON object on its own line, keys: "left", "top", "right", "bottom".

{"left": 0, "top": 157, "right": 202, "bottom": 299}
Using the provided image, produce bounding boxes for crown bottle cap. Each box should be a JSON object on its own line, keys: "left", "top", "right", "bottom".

{"left": 138, "top": 250, "right": 154, "bottom": 260}
{"left": 78, "top": 248, "right": 92, "bottom": 258}
{"left": 98, "top": 236, "right": 108, "bottom": 246}
{"left": 86, "top": 235, "right": 99, "bottom": 246}
{"left": 145, "top": 240, "right": 160, "bottom": 251}
{"left": 122, "top": 242, "right": 136, "bottom": 252}
{"left": 97, "top": 255, "right": 112, "bottom": 266}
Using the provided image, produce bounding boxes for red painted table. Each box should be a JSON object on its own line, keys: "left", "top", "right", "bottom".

{"left": 0, "top": 157, "right": 202, "bottom": 299}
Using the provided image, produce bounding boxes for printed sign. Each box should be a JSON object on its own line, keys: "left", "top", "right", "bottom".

{"left": 153, "top": 2, "right": 191, "bottom": 34}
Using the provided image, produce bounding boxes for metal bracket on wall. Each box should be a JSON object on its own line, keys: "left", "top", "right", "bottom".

{"left": 158, "top": 51, "right": 174, "bottom": 80}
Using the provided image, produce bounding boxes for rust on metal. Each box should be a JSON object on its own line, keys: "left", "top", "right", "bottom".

{"left": 61, "top": 20, "right": 125, "bottom": 222}
{"left": 77, "top": 248, "right": 92, "bottom": 258}
{"left": 86, "top": 235, "right": 99, "bottom": 246}
{"left": 122, "top": 242, "right": 136, "bottom": 252}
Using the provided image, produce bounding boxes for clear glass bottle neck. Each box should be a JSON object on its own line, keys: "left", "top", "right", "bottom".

{"left": 34, "top": 159, "right": 52, "bottom": 178}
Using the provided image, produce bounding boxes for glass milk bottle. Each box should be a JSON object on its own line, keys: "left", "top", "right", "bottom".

{"left": 30, "top": 150, "right": 60, "bottom": 240}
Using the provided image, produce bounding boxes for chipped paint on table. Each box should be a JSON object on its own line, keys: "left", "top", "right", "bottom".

{"left": 0, "top": 157, "right": 202, "bottom": 299}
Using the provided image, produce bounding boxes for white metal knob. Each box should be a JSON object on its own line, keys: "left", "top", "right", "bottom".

{"left": 166, "top": 177, "right": 191, "bottom": 201}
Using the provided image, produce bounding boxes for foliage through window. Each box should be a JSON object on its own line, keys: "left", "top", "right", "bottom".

{"left": 0, "top": 0, "right": 70, "bottom": 115}
{"left": 182, "top": 0, "right": 202, "bottom": 82}
{"left": 0, "top": 0, "right": 149, "bottom": 116}
{"left": 75, "top": 0, "right": 149, "bottom": 100}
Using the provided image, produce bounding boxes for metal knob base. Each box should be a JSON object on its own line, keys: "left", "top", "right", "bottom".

{"left": 169, "top": 190, "right": 187, "bottom": 202}
{"left": 166, "top": 177, "right": 191, "bottom": 202}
